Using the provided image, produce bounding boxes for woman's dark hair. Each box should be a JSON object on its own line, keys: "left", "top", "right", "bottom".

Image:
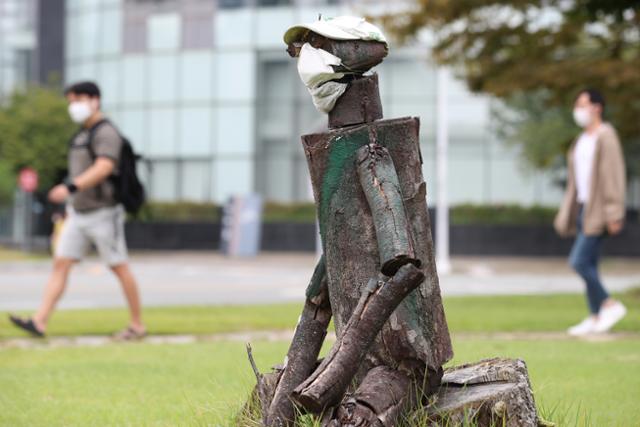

{"left": 64, "top": 81, "right": 101, "bottom": 98}
{"left": 577, "top": 88, "right": 605, "bottom": 114}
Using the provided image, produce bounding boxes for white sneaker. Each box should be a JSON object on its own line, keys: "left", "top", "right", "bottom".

{"left": 593, "top": 302, "right": 627, "bottom": 333}
{"left": 567, "top": 317, "right": 597, "bottom": 336}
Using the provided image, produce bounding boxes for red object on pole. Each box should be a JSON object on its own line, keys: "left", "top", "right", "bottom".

{"left": 18, "top": 167, "right": 39, "bottom": 193}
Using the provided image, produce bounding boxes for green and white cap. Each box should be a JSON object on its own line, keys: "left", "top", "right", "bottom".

{"left": 283, "top": 16, "right": 387, "bottom": 45}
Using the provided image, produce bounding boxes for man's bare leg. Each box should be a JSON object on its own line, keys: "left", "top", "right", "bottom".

{"left": 111, "top": 263, "right": 144, "bottom": 332}
{"left": 32, "top": 257, "right": 76, "bottom": 332}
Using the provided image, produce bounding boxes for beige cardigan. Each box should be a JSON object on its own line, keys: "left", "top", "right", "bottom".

{"left": 554, "top": 123, "right": 626, "bottom": 237}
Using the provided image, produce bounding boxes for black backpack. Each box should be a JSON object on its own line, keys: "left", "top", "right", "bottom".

{"left": 86, "top": 119, "right": 146, "bottom": 215}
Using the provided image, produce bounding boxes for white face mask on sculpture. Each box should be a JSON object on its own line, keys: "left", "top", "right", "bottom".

{"left": 68, "top": 101, "right": 93, "bottom": 124}
{"left": 297, "top": 43, "right": 349, "bottom": 114}
{"left": 572, "top": 107, "right": 592, "bottom": 128}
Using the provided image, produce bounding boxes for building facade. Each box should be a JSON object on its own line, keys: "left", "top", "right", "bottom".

{"left": 8, "top": 0, "right": 568, "bottom": 206}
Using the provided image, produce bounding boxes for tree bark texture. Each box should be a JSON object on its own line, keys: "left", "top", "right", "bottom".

{"left": 328, "top": 74, "right": 383, "bottom": 129}
{"left": 292, "top": 263, "right": 425, "bottom": 413}
{"left": 427, "top": 358, "right": 539, "bottom": 427}
{"left": 302, "top": 116, "right": 453, "bottom": 374}
{"left": 328, "top": 359, "right": 443, "bottom": 427}
{"left": 356, "top": 143, "right": 419, "bottom": 276}
{"left": 266, "top": 257, "right": 332, "bottom": 426}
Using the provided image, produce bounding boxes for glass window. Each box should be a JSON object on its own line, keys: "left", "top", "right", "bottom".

{"left": 179, "top": 107, "right": 213, "bottom": 156}
{"left": 149, "top": 161, "right": 177, "bottom": 201}
{"left": 182, "top": 14, "right": 213, "bottom": 49}
{"left": 216, "top": 105, "right": 254, "bottom": 156}
{"left": 65, "top": 11, "right": 81, "bottom": 60}
{"left": 64, "top": 63, "right": 82, "bottom": 85}
{"left": 148, "top": 13, "right": 181, "bottom": 52}
{"left": 78, "top": 9, "right": 100, "bottom": 58}
{"left": 121, "top": 55, "right": 145, "bottom": 105}
{"left": 97, "top": 58, "right": 120, "bottom": 107}
{"left": 215, "top": 9, "right": 252, "bottom": 48}
{"left": 77, "top": 61, "right": 98, "bottom": 80}
{"left": 382, "top": 58, "right": 436, "bottom": 101}
{"left": 489, "top": 157, "right": 534, "bottom": 205}
{"left": 181, "top": 161, "right": 211, "bottom": 202}
{"left": 218, "top": 0, "right": 247, "bottom": 9}
{"left": 123, "top": 15, "right": 146, "bottom": 53}
{"left": 257, "top": 0, "right": 291, "bottom": 6}
{"left": 99, "top": 7, "right": 122, "bottom": 55}
{"left": 215, "top": 51, "right": 255, "bottom": 101}
{"left": 148, "top": 108, "right": 177, "bottom": 156}
{"left": 118, "top": 108, "right": 147, "bottom": 153}
{"left": 179, "top": 52, "right": 213, "bottom": 102}
{"left": 66, "top": 0, "right": 84, "bottom": 11}
{"left": 255, "top": 8, "right": 295, "bottom": 48}
{"left": 255, "top": 142, "right": 294, "bottom": 202}
{"left": 448, "top": 101, "right": 490, "bottom": 140}
{"left": 102, "top": 0, "right": 123, "bottom": 7}
{"left": 213, "top": 159, "right": 253, "bottom": 203}
{"left": 149, "top": 54, "right": 178, "bottom": 103}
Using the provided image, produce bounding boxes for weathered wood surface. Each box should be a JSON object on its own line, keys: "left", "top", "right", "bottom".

{"left": 302, "top": 116, "right": 453, "bottom": 375}
{"left": 428, "top": 358, "right": 539, "bottom": 427}
{"left": 329, "top": 74, "right": 383, "bottom": 129}
{"left": 266, "top": 258, "right": 332, "bottom": 426}
{"left": 356, "top": 143, "right": 419, "bottom": 276}
{"left": 293, "top": 264, "right": 425, "bottom": 413}
{"left": 240, "top": 345, "right": 283, "bottom": 426}
{"left": 328, "top": 358, "right": 442, "bottom": 427}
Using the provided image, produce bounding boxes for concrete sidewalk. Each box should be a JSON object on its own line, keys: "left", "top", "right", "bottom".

{"left": 1, "top": 251, "right": 639, "bottom": 311}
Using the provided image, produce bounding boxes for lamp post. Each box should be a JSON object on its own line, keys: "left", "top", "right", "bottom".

{"left": 436, "top": 66, "right": 451, "bottom": 274}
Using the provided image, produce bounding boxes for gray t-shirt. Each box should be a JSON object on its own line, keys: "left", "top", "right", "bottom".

{"left": 68, "top": 122, "right": 122, "bottom": 212}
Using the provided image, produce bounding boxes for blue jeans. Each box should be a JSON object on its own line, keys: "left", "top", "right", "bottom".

{"left": 568, "top": 207, "right": 609, "bottom": 314}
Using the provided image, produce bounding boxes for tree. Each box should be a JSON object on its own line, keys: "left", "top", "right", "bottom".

{"left": 0, "top": 85, "right": 75, "bottom": 193}
{"left": 380, "top": 0, "right": 640, "bottom": 174}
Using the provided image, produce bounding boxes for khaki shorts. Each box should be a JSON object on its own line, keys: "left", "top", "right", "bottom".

{"left": 55, "top": 204, "right": 128, "bottom": 266}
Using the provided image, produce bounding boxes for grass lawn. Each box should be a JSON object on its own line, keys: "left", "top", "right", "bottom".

{"left": 1, "top": 290, "right": 639, "bottom": 426}
{"left": 2, "top": 290, "right": 639, "bottom": 339}
{"left": 1, "top": 339, "right": 639, "bottom": 426}
{"left": 0, "top": 247, "right": 45, "bottom": 262}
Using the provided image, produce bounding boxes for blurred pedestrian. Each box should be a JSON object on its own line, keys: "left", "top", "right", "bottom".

{"left": 9, "top": 81, "right": 146, "bottom": 340}
{"left": 554, "top": 89, "right": 627, "bottom": 336}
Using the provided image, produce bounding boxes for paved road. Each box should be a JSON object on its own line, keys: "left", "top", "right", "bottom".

{"left": 2, "top": 252, "right": 639, "bottom": 311}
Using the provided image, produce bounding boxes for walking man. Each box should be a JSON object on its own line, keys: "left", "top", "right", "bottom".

{"left": 9, "top": 81, "right": 145, "bottom": 340}
{"left": 554, "top": 89, "right": 627, "bottom": 336}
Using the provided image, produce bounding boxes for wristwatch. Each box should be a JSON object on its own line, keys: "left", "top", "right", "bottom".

{"left": 65, "top": 179, "right": 78, "bottom": 194}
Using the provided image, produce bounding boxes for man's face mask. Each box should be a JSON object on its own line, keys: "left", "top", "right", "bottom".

{"left": 67, "top": 100, "right": 95, "bottom": 124}
{"left": 296, "top": 43, "right": 348, "bottom": 114}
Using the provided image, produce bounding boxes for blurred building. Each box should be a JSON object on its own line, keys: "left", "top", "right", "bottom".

{"left": 3, "top": 0, "right": 566, "bottom": 206}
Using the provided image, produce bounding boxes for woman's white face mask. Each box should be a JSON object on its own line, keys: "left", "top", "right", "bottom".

{"left": 296, "top": 43, "right": 348, "bottom": 114}
{"left": 68, "top": 101, "right": 93, "bottom": 124}
{"left": 572, "top": 107, "right": 592, "bottom": 128}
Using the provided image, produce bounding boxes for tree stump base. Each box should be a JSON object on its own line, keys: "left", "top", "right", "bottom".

{"left": 427, "top": 358, "right": 540, "bottom": 427}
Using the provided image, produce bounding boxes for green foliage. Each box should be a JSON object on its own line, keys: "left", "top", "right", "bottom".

{"left": 491, "top": 90, "right": 579, "bottom": 171}
{"left": 262, "top": 201, "right": 317, "bottom": 223}
{"left": 0, "top": 86, "right": 75, "bottom": 191}
{"left": 0, "top": 160, "right": 15, "bottom": 205}
{"left": 134, "top": 201, "right": 559, "bottom": 225}
{"left": 381, "top": 1, "right": 640, "bottom": 174}
{"left": 136, "top": 201, "right": 221, "bottom": 222}
{"left": 450, "top": 203, "right": 557, "bottom": 225}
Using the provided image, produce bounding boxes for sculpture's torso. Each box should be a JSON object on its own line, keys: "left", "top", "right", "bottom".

{"left": 303, "top": 116, "right": 453, "bottom": 371}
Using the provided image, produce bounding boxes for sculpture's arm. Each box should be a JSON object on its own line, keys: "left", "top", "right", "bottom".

{"left": 355, "top": 143, "right": 420, "bottom": 276}
{"left": 265, "top": 255, "right": 332, "bottom": 426}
